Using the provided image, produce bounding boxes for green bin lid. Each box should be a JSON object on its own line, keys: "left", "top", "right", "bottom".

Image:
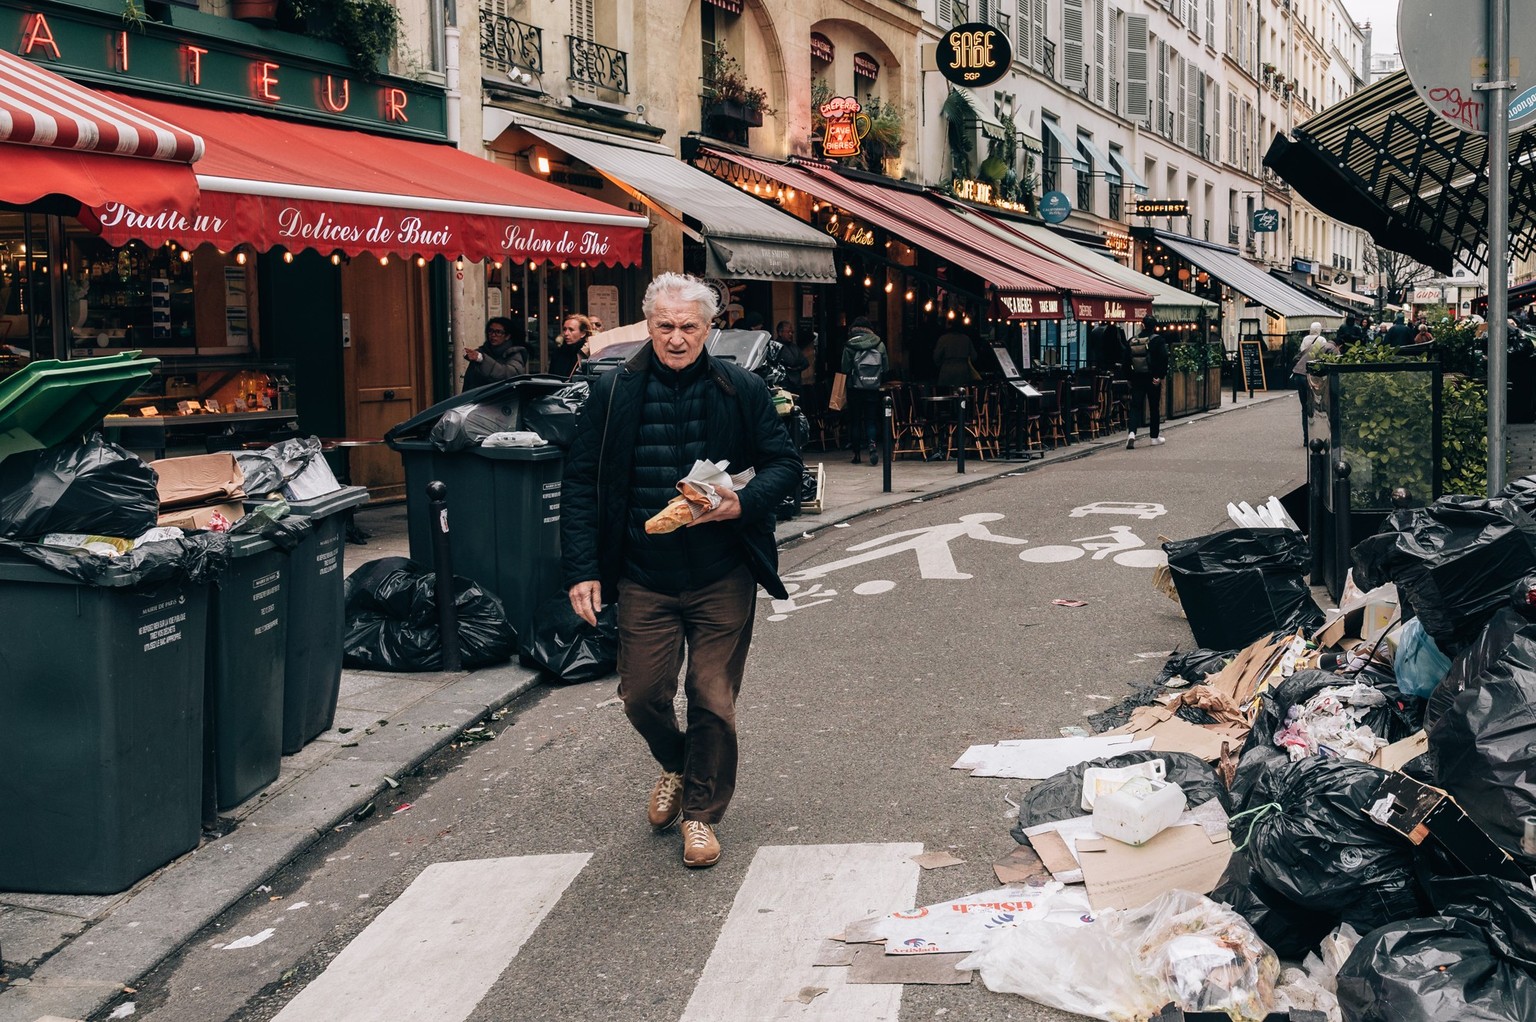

{"left": 0, "top": 351, "right": 159, "bottom": 463}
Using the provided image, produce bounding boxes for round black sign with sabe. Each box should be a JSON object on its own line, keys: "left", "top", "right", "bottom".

{"left": 936, "top": 23, "right": 1013, "bottom": 89}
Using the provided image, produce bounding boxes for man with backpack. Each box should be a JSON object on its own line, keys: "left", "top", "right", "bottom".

{"left": 1123, "top": 315, "right": 1169, "bottom": 450}
{"left": 841, "top": 317, "right": 888, "bottom": 464}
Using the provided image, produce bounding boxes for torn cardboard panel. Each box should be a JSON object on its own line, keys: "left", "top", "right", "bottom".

{"left": 149, "top": 453, "right": 247, "bottom": 509}
{"left": 847, "top": 947, "right": 972, "bottom": 985}
{"left": 813, "top": 939, "right": 858, "bottom": 967}
{"left": 157, "top": 501, "right": 245, "bottom": 531}
{"left": 1203, "top": 633, "right": 1293, "bottom": 707}
{"left": 1366, "top": 773, "right": 1530, "bottom": 886}
{"left": 1101, "top": 706, "right": 1244, "bottom": 762}
{"left": 1371, "top": 731, "right": 1429, "bottom": 772}
{"left": 1077, "top": 826, "right": 1233, "bottom": 912}
{"left": 911, "top": 851, "right": 965, "bottom": 870}
{"left": 993, "top": 844, "right": 1051, "bottom": 886}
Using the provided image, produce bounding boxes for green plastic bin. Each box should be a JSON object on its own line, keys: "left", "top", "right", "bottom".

{"left": 247, "top": 487, "right": 369, "bottom": 753}
{"left": 206, "top": 530, "right": 295, "bottom": 814}
{"left": 0, "top": 561, "right": 207, "bottom": 894}
{"left": 0, "top": 351, "right": 158, "bottom": 464}
{"left": 393, "top": 441, "right": 562, "bottom": 652}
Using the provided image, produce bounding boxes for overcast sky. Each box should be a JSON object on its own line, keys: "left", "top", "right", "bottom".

{"left": 1342, "top": 0, "right": 1399, "bottom": 53}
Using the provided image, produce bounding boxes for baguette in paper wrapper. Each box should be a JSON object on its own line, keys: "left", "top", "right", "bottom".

{"left": 643, "top": 461, "right": 756, "bottom": 535}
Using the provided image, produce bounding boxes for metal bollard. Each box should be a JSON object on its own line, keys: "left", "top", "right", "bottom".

{"left": 882, "top": 393, "right": 893, "bottom": 494}
{"left": 1331, "top": 462, "right": 1353, "bottom": 602}
{"left": 956, "top": 390, "right": 968, "bottom": 475}
{"left": 1308, "top": 439, "right": 1328, "bottom": 585}
{"left": 427, "top": 480, "right": 462, "bottom": 672}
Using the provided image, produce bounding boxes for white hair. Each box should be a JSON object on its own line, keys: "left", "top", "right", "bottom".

{"left": 1309, "top": 322, "right": 1323, "bottom": 334}
{"left": 642, "top": 273, "right": 719, "bottom": 322}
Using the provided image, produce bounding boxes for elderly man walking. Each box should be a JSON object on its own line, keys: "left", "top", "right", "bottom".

{"left": 560, "top": 273, "right": 802, "bottom": 868}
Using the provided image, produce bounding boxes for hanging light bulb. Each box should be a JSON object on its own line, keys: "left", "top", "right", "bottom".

{"left": 786, "top": 189, "right": 796, "bottom": 200}
{"left": 946, "top": 309, "right": 956, "bottom": 320}
{"left": 416, "top": 255, "right": 427, "bottom": 268}
{"left": 330, "top": 253, "right": 342, "bottom": 265}
{"left": 923, "top": 299, "right": 934, "bottom": 313}
{"left": 844, "top": 264, "right": 853, "bottom": 277}
{"left": 863, "top": 275, "right": 873, "bottom": 288}
{"left": 455, "top": 258, "right": 465, "bottom": 272}
{"left": 962, "top": 314, "right": 972, "bottom": 325}
{"left": 234, "top": 251, "right": 248, "bottom": 265}
{"left": 282, "top": 251, "right": 294, "bottom": 264}
{"left": 493, "top": 260, "right": 504, "bottom": 269}
{"left": 379, "top": 256, "right": 390, "bottom": 266}
{"left": 883, "top": 281, "right": 894, "bottom": 294}
{"left": 904, "top": 289, "right": 915, "bottom": 302}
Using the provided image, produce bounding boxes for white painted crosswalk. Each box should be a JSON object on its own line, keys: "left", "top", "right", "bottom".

{"left": 270, "top": 853, "right": 590, "bottom": 1022}
{"left": 269, "top": 844, "right": 925, "bottom": 1022}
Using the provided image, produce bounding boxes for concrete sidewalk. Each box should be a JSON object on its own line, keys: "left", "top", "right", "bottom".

{"left": 0, "top": 387, "right": 1290, "bottom": 1022}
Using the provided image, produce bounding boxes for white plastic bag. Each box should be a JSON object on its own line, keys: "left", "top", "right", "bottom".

{"left": 958, "top": 890, "right": 1279, "bottom": 1022}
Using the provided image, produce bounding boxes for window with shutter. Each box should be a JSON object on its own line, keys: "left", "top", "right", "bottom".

{"left": 1184, "top": 63, "right": 1200, "bottom": 151}
{"left": 1225, "top": 0, "right": 1235, "bottom": 56}
{"left": 1204, "top": 0, "right": 1215, "bottom": 44}
{"left": 1033, "top": 0, "right": 1046, "bottom": 71}
{"left": 1093, "top": 0, "right": 1106, "bottom": 105}
{"left": 1228, "top": 91, "right": 1237, "bottom": 164}
{"left": 1240, "top": 98, "right": 1251, "bottom": 173}
{"left": 1212, "top": 89, "right": 1220, "bottom": 164}
{"left": 1155, "top": 39, "right": 1169, "bottom": 137}
{"left": 1125, "top": 13, "right": 1149, "bottom": 119}
{"left": 1108, "top": 8, "right": 1120, "bottom": 113}
{"left": 938, "top": 0, "right": 954, "bottom": 28}
{"left": 571, "top": 0, "right": 594, "bottom": 41}
{"left": 979, "top": 0, "right": 992, "bottom": 24}
{"left": 1062, "top": 0, "right": 1086, "bottom": 89}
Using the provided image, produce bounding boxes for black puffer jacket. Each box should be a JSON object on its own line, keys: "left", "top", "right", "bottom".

{"left": 561, "top": 346, "right": 802, "bottom": 601}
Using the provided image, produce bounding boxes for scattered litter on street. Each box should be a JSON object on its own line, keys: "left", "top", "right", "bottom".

{"left": 1053, "top": 598, "right": 1088, "bottom": 607}
{"left": 222, "top": 928, "right": 276, "bottom": 950}
{"left": 910, "top": 851, "right": 965, "bottom": 870}
{"left": 788, "top": 986, "right": 827, "bottom": 1004}
{"left": 953, "top": 735, "right": 1154, "bottom": 779}
{"left": 392, "top": 803, "right": 413, "bottom": 815}
{"left": 108, "top": 1003, "right": 136, "bottom": 1019}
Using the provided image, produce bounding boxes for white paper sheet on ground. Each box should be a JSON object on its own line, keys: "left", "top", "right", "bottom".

{"left": 868, "top": 882, "right": 1095, "bottom": 955}
{"left": 953, "top": 735, "right": 1155, "bottom": 779}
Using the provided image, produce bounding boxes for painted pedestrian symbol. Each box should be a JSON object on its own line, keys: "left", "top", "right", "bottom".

{"left": 782, "top": 513, "right": 1028, "bottom": 582}
{"left": 1016, "top": 525, "right": 1167, "bottom": 568}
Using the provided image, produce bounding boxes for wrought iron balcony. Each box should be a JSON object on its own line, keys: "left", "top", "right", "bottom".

{"left": 1229, "top": 223, "right": 1240, "bottom": 246}
{"left": 567, "top": 36, "right": 629, "bottom": 94}
{"left": 1042, "top": 38, "right": 1056, "bottom": 80}
{"left": 480, "top": 8, "right": 543, "bottom": 75}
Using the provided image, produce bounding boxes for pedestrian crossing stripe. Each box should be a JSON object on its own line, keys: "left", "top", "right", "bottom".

{"left": 268, "top": 844, "right": 923, "bottom": 1022}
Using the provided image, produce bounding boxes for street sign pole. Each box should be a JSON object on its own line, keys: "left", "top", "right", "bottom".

{"left": 1484, "top": 0, "right": 1510, "bottom": 493}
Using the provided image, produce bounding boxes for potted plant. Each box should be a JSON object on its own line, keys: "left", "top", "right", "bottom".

{"left": 280, "top": 0, "right": 400, "bottom": 73}
{"left": 702, "top": 48, "right": 769, "bottom": 127}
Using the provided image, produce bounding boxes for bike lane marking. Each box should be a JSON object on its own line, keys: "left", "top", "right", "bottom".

{"left": 270, "top": 853, "right": 590, "bottom": 1022}
{"left": 680, "top": 842, "right": 923, "bottom": 1022}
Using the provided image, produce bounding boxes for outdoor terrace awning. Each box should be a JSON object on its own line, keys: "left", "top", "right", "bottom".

{"left": 1265, "top": 69, "right": 1536, "bottom": 275}
{"left": 87, "top": 95, "right": 647, "bottom": 264}
{"left": 526, "top": 127, "right": 836, "bottom": 283}
{"left": 1318, "top": 283, "right": 1374, "bottom": 308}
{"left": 0, "top": 48, "right": 201, "bottom": 213}
{"left": 711, "top": 149, "right": 1150, "bottom": 320}
{"left": 1154, "top": 232, "right": 1343, "bottom": 324}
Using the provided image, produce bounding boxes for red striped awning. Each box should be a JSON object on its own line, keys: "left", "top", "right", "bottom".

{"left": 0, "top": 49, "right": 202, "bottom": 161}
{"left": 853, "top": 52, "right": 880, "bottom": 81}
{"left": 811, "top": 33, "right": 835, "bottom": 63}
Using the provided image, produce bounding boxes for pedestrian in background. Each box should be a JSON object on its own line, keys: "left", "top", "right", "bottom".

{"left": 1290, "top": 321, "right": 1338, "bottom": 447}
{"left": 560, "top": 272, "right": 801, "bottom": 869}
{"left": 933, "top": 326, "right": 977, "bottom": 386}
{"left": 462, "top": 316, "right": 528, "bottom": 390}
{"left": 1336, "top": 313, "right": 1365, "bottom": 347}
{"left": 841, "top": 316, "right": 888, "bottom": 465}
{"left": 548, "top": 314, "right": 592, "bottom": 378}
{"left": 1123, "top": 315, "right": 1168, "bottom": 449}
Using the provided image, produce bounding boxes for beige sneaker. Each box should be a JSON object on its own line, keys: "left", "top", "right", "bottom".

{"left": 681, "top": 820, "right": 721, "bottom": 868}
{"left": 647, "top": 771, "right": 684, "bottom": 830}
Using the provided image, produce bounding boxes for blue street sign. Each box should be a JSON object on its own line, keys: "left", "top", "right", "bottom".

{"left": 1040, "top": 190, "right": 1072, "bottom": 224}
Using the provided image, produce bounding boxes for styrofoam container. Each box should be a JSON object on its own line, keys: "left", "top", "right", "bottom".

{"left": 1091, "top": 777, "right": 1188, "bottom": 846}
{"left": 1080, "top": 758, "right": 1167, "bottom": 810}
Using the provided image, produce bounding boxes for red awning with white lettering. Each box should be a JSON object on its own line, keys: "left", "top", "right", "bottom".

{"left": 0, "top": 48, "right": 202, "bottom": 212}
{"left": 87, "top": 95, "right": 647, "bottom": 265}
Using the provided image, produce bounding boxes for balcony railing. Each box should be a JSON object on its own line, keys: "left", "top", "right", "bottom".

{"left": 1229, "top": 223, "right": 1240, "bottom": 246}
{"left": 1042, "top": 38, "right": 1056, "bottom": 81}
{"left": 568, "top": 36, "right": 629, "bottom": 94}
{"left": 481, "top": 8, "right": 543, "bottom": 75}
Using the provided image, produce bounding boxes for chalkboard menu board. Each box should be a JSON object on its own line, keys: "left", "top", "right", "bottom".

{"left": 1239, "top": 339, "right": 1268, "bottom": 392}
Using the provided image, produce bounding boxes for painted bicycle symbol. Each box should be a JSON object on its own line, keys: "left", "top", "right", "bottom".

{"left": 1017, "top": 525, "right": 1167, "bottom": 568}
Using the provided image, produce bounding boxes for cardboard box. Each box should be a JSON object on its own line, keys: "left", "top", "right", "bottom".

{"left": 149, "top": 453, "right": 246, "bottom": 509}
{"left": 1366, "top": 773, "right": 1530, "bottom": 886}
{"left": 1077, "top": 824, "right": 1233, "bottom": 911}
{"left": 157, "top": 501, "right": 245, "bottom": 532}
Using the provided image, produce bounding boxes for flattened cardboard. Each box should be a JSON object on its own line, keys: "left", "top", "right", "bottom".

{"left": 1204, "top": 634, "right": 1291, "bottom": 706}
{"left": 1368, "top": 773, "right": 1529, "bottom": 885}
{"left": 993, "top": 844, "right": 1050, "bottom": 886}
{"left": 1077, "top": 826, "right": 1233, "bottom": 912}
{"left": 1027, "top": 829, "right": 1084, "bottom": 884}
{"left": 847, "top": 947, "right": 972, "bottom": 985}
{"left": 1371, "top": 731, "right": 1429, "bottom": 772}
{"left": 156, "top": 501, "right": 245, "bottom": 531}
{"left": 149, "top": 453, "right": 246, "bottom": 509}
{"left": 911, "top": 851, "right": 965, "bottom": 870}
{"left": 813, "top": 939, "right": 858, "bottom": 967}
{"left": 1101, "top": 706, "right": 1241, "bottom": 761}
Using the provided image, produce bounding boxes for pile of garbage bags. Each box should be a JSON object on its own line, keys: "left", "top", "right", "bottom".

{"left": 972, "top": 489, "right": 1536, "bottom": 1021}
{"left": 384, "top": 376, "right": 589, "bottom": 453}
{"left": 343, "top": 557, "right": 517, "bottom": 671}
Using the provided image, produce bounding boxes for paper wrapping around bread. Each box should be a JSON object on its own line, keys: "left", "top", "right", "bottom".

{"left": 643, "top": 462, "right": 756, "bottom": 535}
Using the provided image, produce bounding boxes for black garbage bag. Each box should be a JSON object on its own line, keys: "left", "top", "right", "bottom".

{"left": 0, "top": 532, "right": 229, "bottom": 586}
{"left": 1163, "top": 529, "right": 1324, "bottom": 650}
{"left": 1337, "top": 878, "right": 1536, "bottom": 1022}
{"left": 1239, "top": 757, "right": 1422, "bottom": 933}
{"left": 1428, "top": 616, "right": 1536, "bottom": 869}
{"left": 1429, "top": 607, "right": 1528, "bottom": 730}
{"left": 1497, "top": 473, "right": 1536, "bottom": 518}
{"left": 342, "top": 557, "right": 516, "bottom": 671}
{"left": 522, "top": 381, "right": 589, "bottom": 448}
{"left": 233, "top": 436, "right": 324, "bottom": 496}
{"left": 1210, "top": 850, "right": 1336, "bottom": 961}
{"left": 1352, "top": 496, "right": 1536, "bottom": 654}
{"left": 1012, "top": 751, "right": 1231, "bottom": 840}
{"left": 1158, "top": 647, "right": 1235, "bottom": 685}
{"left": 522, "top": 594, "right": 618, "bottom": 684}
{"left": 0, "top": 434, "right": 158, "bottom": 541}
{"left": 429, "top": 396, "right": 521, "bottom": 452}
{"left": 799, "top": 468, "right": 819, "bottom": 503}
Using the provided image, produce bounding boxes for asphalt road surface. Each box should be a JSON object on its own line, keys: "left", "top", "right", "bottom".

{"left": 116, "top": 399, "right": 1306, "bottom": 1022}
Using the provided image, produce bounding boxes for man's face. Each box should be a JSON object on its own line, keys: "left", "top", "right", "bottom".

{"left": 775, "top": 323, "right": 794, "bottom": 344}
{"left": 648, "top": 297, "right": 709, "bottom": 370}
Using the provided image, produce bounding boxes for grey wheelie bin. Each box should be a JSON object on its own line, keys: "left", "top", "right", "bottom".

{"left": 205, "top": 527, "right": 301, "bottom": 815}
{"left": 0, "top": 559, "right": 210, "bottom": 894}
{"left": 248, "top": 486, "right": 369, "bottom": 753}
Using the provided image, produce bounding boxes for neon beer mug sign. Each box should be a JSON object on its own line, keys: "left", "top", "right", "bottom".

{"left": 820, "top": 96, "right": 870, "bottom": 159}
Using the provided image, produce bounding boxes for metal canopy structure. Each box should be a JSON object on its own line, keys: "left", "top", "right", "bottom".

{"left": 1264, "top": 69, "right": 1536, "bottom": 275}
